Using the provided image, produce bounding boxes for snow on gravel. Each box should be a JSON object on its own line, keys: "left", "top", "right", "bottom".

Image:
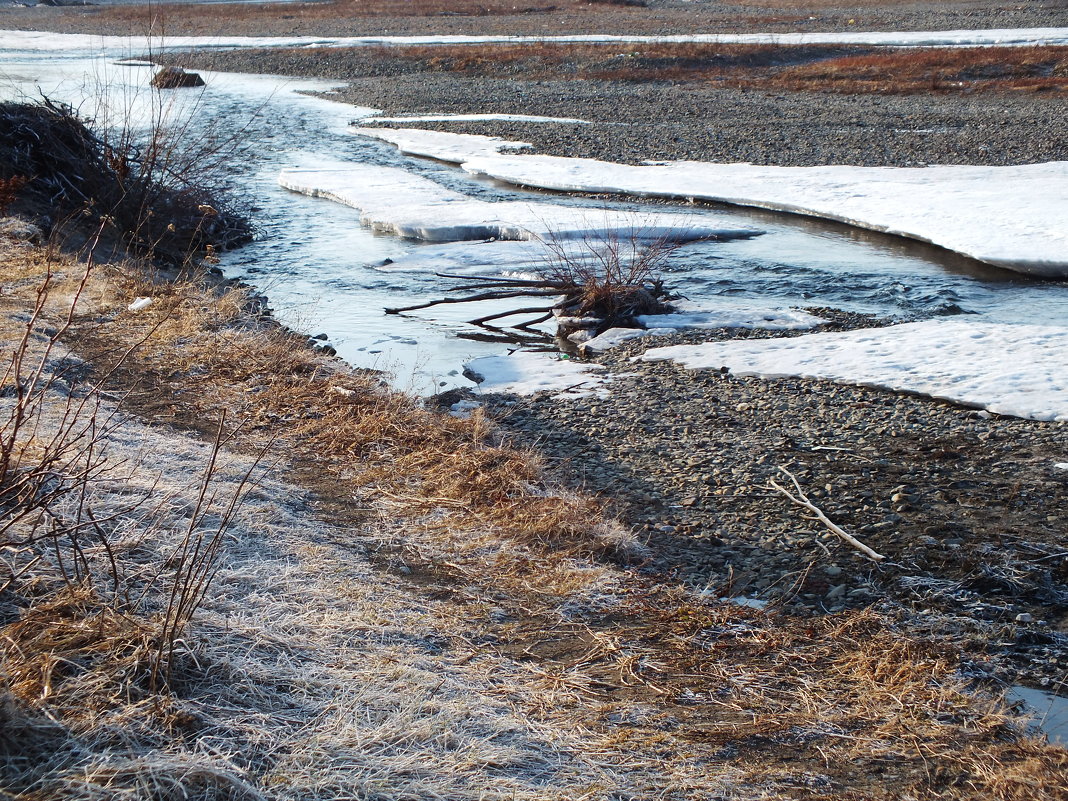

{"left": 580, "top": 327, "right": 679, "bottom": 353}
{"left": 638, "top": 320, "right": 1068, "bottom": 422}
{"left": 637, "top": 308, "right": 826, "bottom": 332}
{"left": 579, "top": 309, "right": 826, "bottom": 353}
{"left": 464, "top": 352, "right": 609, "bottom": 397}
{"left": 353, "top": 128, "right": 533, "bottom": 162}
{"left": 356, "top": 128, "right": 1068, "bottom": 278}
{"left": 278, "top": 162, "right": 761, "bottom": 243}
{"left": 5, "top": 28, "right": 1068, "bottom": 52}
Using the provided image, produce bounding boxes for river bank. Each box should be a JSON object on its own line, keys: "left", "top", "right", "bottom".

{"left": 2, "top": 7, "right": 1067, "bottom": 795}
{"left": 2, "top": 211, "right": 1067, "bottom": 798}
{"left": 148, "top": 22, "right": 1068, "bottom": 683}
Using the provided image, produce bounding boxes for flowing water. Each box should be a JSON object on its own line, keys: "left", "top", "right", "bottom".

{"left": 2, "top": 42, "right": 1066, "bottom": 393}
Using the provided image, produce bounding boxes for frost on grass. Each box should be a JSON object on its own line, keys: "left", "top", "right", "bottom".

{"left": 639, "top": 319, "right": 1068, "bottom": 421}
{"left": 0, "top": 390, "right": 644, "bottom": 800}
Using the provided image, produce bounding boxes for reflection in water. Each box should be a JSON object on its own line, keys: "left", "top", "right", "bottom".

{"left": 1009, "top": 685, "right": 1068, "bottom": 747}
{"left": 1, "top": 46, "right": 1066, "bottom": 393}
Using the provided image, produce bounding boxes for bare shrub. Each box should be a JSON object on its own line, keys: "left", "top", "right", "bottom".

{"left": 0, "top": 176, "right": 28, "bottom": 217}
{"left": 537, "top": 227, "right": 680, "bottom": 332}
{"left": 0, "top": 99, "right": 250, "bottom": 265}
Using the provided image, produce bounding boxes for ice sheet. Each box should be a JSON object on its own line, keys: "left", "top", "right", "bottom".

{"left": 278, "top": 162, "right": 762, "bottom": 243}
{"left": 5, "top": 28, "right": 1068, "bottom": 53}
{"left": 356, "top": 128, "right": 1068, "bottom": 277}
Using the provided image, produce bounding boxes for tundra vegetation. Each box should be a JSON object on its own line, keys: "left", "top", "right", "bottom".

{"left": 0, "top": 97, "right": 1066, "bottom": 799}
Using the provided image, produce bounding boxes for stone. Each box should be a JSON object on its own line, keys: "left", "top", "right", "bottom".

{"left": 151, "top": 66, "right": 206, "bottom": 89}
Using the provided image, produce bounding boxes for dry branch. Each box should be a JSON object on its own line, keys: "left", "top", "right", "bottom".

{"left": 768, "top": 465, "right": 885, "bottom": 562}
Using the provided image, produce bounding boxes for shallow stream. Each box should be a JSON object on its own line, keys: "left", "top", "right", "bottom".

{"left": 2, "top": 43, "right": 1067, "bottom": 393}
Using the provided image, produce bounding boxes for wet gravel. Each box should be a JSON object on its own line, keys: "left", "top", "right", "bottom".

{"left": 346, "top": 76, "right": 1068, "bottom": 167}
{"left": 471, "top": 312, "right": 1068, "bottom": 685}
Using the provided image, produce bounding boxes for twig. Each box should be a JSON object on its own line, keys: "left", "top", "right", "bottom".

{"left": 468, "top": 306, "right": 556, "bottom": 326}
{"left": 767, "top": 466, "right": 885, "bottom": 562}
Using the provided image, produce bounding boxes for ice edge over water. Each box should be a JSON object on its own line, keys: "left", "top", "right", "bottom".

{"left": 277, "top": 162, "right": 762, "bottom": 243}
{"left": 355, "top": 128, "right": 1068, "bottom": 278}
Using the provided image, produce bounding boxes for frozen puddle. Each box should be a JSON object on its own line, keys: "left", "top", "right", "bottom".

{"left": 464, "top": 352, "right": 609, "bottom": 397}
{"left": 278, "top": 162, "right": 761, "bottom": 243}
{"left": 356, "top": 128, "right": 1068, "bottom": 278}
{"left": 638, "top": 320, "right": 1068, "bottom": 422}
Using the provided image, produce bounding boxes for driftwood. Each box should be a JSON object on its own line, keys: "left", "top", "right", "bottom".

{"left": 384, "top": 270, "right": 676, "bottom": 335}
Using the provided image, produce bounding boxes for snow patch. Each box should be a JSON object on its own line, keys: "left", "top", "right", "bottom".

{"left": 354, "top": 127, "right": 532, "bottom": 163}
{"left": 6, "top": 28, "right": 1068, "bottom": 53}
{"left": 464, "top": 352, "right": 609, "bottom": 397}
{"left": 1055, "top": 463, "right": 1068, "bottom": 471}
{"left": 581, "top": 327, "right": 678, "bottom": 353}
{"left": 278, "top": 162, "right": 761, "bottom": 243}
{"left": 638, "top": 308, "right": 826, "bottom": 331}
{"left": 638, "top": 320, "right": 1068, "bottom": 422}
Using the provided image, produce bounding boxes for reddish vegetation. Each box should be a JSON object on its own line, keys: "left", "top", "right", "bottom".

{"left": 778, "top": 45, "right": 1068, "bottom": 93}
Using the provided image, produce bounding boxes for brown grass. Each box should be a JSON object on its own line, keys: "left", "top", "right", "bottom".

{"left": 777, "top": 45, "right": 1068, "bottom": 93}
{"left": 2, "top": 232, "right": 1068, "bottom": 798}
{"left": 49, "top": 257, "right": 628, "bottom": 559}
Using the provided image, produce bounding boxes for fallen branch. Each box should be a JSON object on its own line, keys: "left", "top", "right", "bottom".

{"left": 385, "top": 288, "right": 560, "bottom": 315}
{"left": 468, "top": 306, "right": 556, "bottom": 326}
{"left": 767, "top": 466, "right": 885, "bottom": 562}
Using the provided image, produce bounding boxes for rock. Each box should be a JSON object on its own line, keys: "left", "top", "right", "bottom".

{"left": 0, "top": 216, "right": 42, "bottom": 243}
{"left": 151, "top": 67, "right": 206, "bottom": 90}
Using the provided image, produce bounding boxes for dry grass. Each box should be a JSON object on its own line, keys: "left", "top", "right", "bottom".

{"left": 70, "top": 266, "right": 632, "bottom": 559}
{"left": 777, "top": 45, "right": 1068, "bottom": 93}
{"left": 2, "top": 231, "right": 1067, "bottom": 799}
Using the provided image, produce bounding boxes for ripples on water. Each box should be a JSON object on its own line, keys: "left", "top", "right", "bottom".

{"left": 2, "top": 48, "right": 1065, "bottom": 392}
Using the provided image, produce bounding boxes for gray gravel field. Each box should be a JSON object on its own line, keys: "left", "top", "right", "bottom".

{"left": 164, "top": 49, "right": 1068, "bottom": 167}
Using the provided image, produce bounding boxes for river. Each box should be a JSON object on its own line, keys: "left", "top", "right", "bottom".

{"left": 2, "top": 40, "right": 1066, "bottom": 393}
